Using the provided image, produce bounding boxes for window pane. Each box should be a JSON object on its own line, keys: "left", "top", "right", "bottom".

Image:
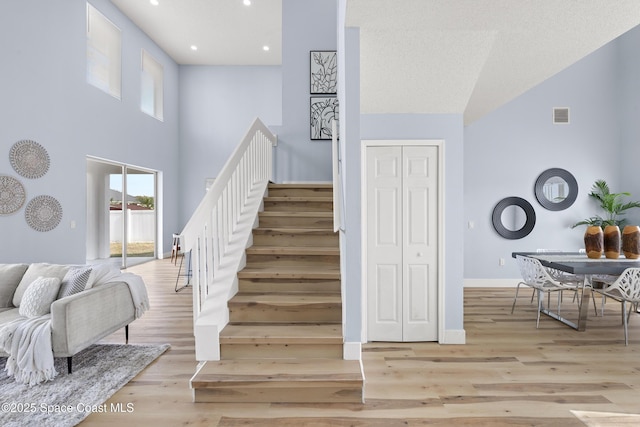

{"left": 141, "top": 50, "right": 164, "bottom": 121}
{"left": 87, "top": 3, "right": 121, "bottom": 99}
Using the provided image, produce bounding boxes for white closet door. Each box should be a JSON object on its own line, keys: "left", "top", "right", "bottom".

{"left": 367, "top": 146, "right": 403, "bottom": 341}
{"left": 367, "top": 145, "right": 438, "bottom": 342}
{"left": 402, "top": 146, "right": 438, "bottom": 341}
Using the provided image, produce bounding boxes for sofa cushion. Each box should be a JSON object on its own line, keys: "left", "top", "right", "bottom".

{"left": 57, "top": 267, "right": 93, "bottom": 299}
{"left": 0, "top": 307, "right": 21, "bottom": 324}
{"left": 13, "top": 263, "right": 70, "bottom": 307}
{"left": 19, "top": 277, "right": 62, "bottom": 317}
{"left": 0, "top": 264, "right": 29, "bottom": 308}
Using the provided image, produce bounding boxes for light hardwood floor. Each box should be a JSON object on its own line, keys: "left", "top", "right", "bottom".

{"left": 82, "top": 258, "right": 640, "bottom": 426}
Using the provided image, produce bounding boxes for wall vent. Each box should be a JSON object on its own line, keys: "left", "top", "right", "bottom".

{"left": 553, "top": 107, "right": 570, "bottom": 124}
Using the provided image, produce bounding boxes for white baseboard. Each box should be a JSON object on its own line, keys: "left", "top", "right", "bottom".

{"left": 442, "top": 329, "right": 466, "bottom": 344}
{"left": 343, "top": 341, "right": 361, "bottom": 360}
{"left": 464, "top": 278, "right": 519, "bottom": 288}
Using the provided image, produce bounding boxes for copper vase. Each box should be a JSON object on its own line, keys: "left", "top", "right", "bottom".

{"left": 584, "top": 225, "right": 603, "bottom": 259}
{"left": 622, "top": 225, "right": 640, "bottom": 259}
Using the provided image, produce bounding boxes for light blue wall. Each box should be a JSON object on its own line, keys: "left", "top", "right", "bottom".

{"left": 271, "top": 0, "right": 337, "bottom": 183}
{"left": 0, "top": 0, "right": 180, "bottom": 264}
{"left": 464, "top": 32, "right": 624, "bottom": 280}
{"left": 360, "top": 114, "right": 466, "bottom": 332}
{"left": 178, "top": 66, "right": 282, "bottom": 223}
{"left": 618, "top": 25, "right": 640, "bottom": 227}
{"left": 176, "top": 0, "right": 337, "bottom": 220}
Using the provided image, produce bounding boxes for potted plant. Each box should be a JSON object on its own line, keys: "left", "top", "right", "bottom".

{"left": 572, "top": 180, "right": 640, "bottom": 258}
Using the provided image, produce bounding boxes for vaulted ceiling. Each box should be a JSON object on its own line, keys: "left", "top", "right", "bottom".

{"left": 111, "top": 0, "right": 640, "bottom": 123}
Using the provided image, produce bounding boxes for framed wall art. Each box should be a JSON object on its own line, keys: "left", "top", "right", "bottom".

{"left": 310, "top": 51, "right": 337, "bottom": 94}
{"left": 310, "top": 96, "right": 339, "bottom": 140}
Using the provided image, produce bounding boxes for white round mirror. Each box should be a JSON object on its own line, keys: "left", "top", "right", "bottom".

{"left": 542, "top": 176, "right": 569, "bottom": 203}
{"left": 501, "top": 205, "right": 527, "bottom": 231}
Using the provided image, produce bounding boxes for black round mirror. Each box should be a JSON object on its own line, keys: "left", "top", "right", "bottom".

{"left": 492, "top": 197, "right": 536, "bottom": 239}
{"left": 534, "top": 168, "right": 578, "bottom": 211}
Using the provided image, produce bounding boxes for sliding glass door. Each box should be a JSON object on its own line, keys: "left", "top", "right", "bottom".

{"left": 86, "top": 158, "right": 157, "bottom": 268}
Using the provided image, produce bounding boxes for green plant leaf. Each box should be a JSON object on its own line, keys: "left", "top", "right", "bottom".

{"left": 575, "top": 179, "right": 640, "bottom": 228}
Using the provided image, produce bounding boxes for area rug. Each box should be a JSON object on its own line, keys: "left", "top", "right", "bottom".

{"left": 0, "top": 343, "right": 170, "bottom": 427}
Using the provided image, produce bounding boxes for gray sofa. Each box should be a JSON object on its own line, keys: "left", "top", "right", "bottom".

{"left": 0, "top": 263, "right": 139, "bottom": 373}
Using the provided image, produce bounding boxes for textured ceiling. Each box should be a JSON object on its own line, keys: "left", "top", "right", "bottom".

{"left": 110, "top": 0, "right": 640, "bottom": 123}
{"left": 346, "top": 0, "right": 640, "bottom": 123}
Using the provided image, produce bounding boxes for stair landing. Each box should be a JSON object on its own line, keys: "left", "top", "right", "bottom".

{"left": 191, "top": 358, "right": 363, "bottom": 403}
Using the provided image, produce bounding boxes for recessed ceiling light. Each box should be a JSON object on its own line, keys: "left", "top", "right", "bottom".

{"left": 150, "top": 0, "right": 159, "bottom": 6}
{"left": 263, "top": 45, "right": 270, "bottom": 51}
{"left": 190, "top": 45, "right": 198, "bottom": 51}
{"left": 243, "top": 0, "right": 251, "bottom": 5}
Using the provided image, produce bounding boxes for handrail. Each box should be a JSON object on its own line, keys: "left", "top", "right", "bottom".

{"left": 332, "top": 120, "right": 344, "bottom": 232}
{"left": 178, "top": 118, "right": 276, "bottom": 359}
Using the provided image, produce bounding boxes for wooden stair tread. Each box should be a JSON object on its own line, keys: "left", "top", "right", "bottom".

{"left": 238, "top": 266, "right": 340, "bottom": 279}
{"left": 269, "top": 183, "right": 333, "bottom": 189}
{"left": 192, "top": 359, "right": 362, "bottom": 384}
{"left": 220, "top": 324, "right": 342, "bottom": 343}
{"left": 246, "top": 246, "right": 339, "bottom": 255}
{"left": 230, "top": 294, "right": 341, "bottom": 304}
{"left": 253, "top": 227, "right": 337, "bottom": 234}
{"left": 237, "top": 278, "right": 340, "bottom": 294}
{"left": 264, "top": 196, "right": 333, "bottom": 202}
{"left": 259, "top": 211, "right": 333, "bottom": 217}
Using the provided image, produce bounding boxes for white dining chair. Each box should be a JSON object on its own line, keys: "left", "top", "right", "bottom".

{"left": 512, "top": 255, "right": 579, "bottom": 328}
{"left": 533, "top": 250, "right": 597, "bottom": 314}
{"left": 534, "top": 249, "right": 583, "bottom": 300}
{"left": 590, "top": 267, "right": 640, "bottom": 345}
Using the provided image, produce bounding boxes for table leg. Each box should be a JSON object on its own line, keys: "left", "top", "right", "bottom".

{"left": 539, "top": 276, "right": 591, "bottom": 331}
{"left": 576, "top": 276, "right": 591, "bottom": 331}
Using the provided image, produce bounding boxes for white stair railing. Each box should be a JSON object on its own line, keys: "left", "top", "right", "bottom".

{"left": 179, "top": 118, "right": 276, "bottom": 360}
{"left": 331, "top": 120, "right": 344, "bottom": 232}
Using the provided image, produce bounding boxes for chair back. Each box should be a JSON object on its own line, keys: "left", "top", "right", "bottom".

{"left": 516, "top": 255, "right": 559, "bottom": 286}
{"left": 606, "top": 268, "right": 640, "bottom": 302}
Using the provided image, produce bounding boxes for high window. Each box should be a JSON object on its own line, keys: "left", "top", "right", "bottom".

{"left": 141, "top": 50, "right": 164, "bottom": 121}
{"left": 86, "top": 3, "right": 122, "bottom": 99}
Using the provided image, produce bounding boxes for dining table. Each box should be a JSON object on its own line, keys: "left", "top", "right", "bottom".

{"left": 511, "top": 251, "right": 640, "bottom": 331}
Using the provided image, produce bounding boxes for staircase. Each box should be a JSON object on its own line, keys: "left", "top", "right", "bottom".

{"left": 191, "top": 183, "right": 364, "bottom": 403}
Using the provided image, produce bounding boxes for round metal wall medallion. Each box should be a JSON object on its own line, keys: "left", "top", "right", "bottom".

{"left": 10, "top": 139, "right": 50, "bottom": 179}
{"left": 25, "top": 195, "right": 62, "bottom": 232}
{"left": 0, "top": 175, "right": 26, "bottom": 215}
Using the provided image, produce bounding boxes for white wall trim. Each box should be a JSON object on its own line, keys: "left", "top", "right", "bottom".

{"left": 464, "top": 278, "right": 519, "bottom": 288}
{"left": 343, "top": 341, "right": 362, "bottom": 360}
{"left": 194, "top": 321, "right": 221, "bottom": 361}
{"left": 442, "top": 329, "right": 466, "bottom": 344}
